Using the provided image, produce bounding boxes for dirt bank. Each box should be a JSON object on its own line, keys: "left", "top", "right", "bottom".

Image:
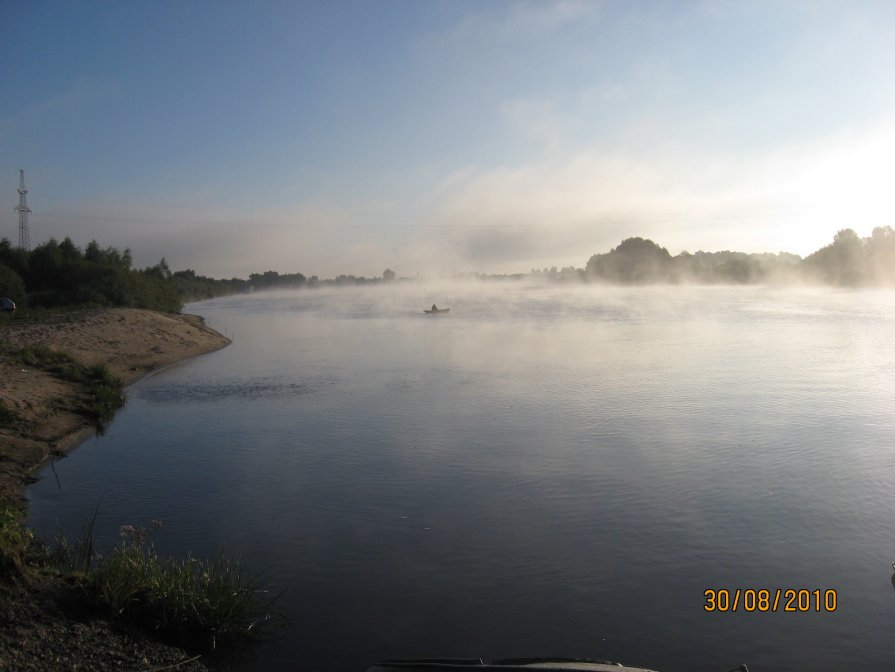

{"left": 0, "top": 307, "right": 231, "bottom": 501}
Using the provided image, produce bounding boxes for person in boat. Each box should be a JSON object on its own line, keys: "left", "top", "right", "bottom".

{"left": 431, "top": 304, "right": 437, "bottom": 312}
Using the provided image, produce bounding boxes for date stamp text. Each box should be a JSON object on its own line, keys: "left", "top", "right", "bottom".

{"left": 703, "top": 588, "right": 837, "bottom": 613}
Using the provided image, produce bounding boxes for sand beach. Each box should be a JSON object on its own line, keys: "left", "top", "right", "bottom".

{"left": 0, "top": 308, "right": 230, "bottom": 501}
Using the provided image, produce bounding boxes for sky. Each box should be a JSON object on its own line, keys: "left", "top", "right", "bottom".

{"left": 2, "top": 0, "right": 895, "bottom": 279}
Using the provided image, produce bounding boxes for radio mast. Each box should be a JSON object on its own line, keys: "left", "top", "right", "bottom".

{"left": 15, "top": 169, "right": 31, "bottom": 251}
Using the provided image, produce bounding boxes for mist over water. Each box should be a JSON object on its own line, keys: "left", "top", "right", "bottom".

{"left": 28, "top": 283, "right": 895, "bottom": 671}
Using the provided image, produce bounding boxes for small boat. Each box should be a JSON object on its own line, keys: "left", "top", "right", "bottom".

{"left": 424, "top": 307, "right": 450, "bottom": 314}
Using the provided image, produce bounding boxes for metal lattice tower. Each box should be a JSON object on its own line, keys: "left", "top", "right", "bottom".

{"left": 15, "top": 169, "right": 31, "bottom": 251}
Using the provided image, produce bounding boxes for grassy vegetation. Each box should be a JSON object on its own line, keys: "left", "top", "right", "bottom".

{"left": 3, "top": 304, "right": 93, "bottom": 323}
{"left": 3, "top": 504, "right": 279, "bottom": 652}
{"left": 44, "top": 519, "right": 279, "bottom": 651}
{"left": 15, "top": 345, "right": 125, "bottom": 429}
{"left": 40, "top": 504, "right": 100, "bottom": 576}
{"left": 0, "top": 497, "right": 32, "bottom": 578}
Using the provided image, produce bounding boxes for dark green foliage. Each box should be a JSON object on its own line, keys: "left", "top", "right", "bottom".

{"left": 1, "top": 237, "right": 183, "bottom": 313}
{"left": 16, "top": 345, "right": 125, "bottom": 429}
{"left": 801, "top": 226, "right": 895, "bottom": 286}
{"left": 585, "top": 237, "right": 673, "bottom": 283}
{"left": 668, "top": 250, "right": 797, "bottom": 284}
{"left": 583, "top": 230, "right": 895, "bottom": 286}
{"left": 1, "top": 235, "right": 257, "bottom": 310}
{"left": 248, "top": 270, "right": 307, "bottom": 290}
{"left": 0, "top": 262, "right": 26, "bottom": 308}
{"left": 173, "top": 269, "right": 250, "bottom": 302}
{"left": 0, "top": 497, "right": 32, "bottom": 578}
{"left": 803, "top": 229, "right": 865, "bottom": 285}
{"left": 31, "top": 516, "right": 280, "bottom": 650}
{"left": 129, "top": 260, "right": 183, "bottom": 313}
{"left": 0, "top": 239, "right": 29, "bottom": 280}
{"left": 40, "top": 503, "right": 101, "bottom": 575}
{"left": 866, "top": 226, "right": 895, "bottom": 284}
{"left": 90, "top": 522, "right": 278, "bottom": 650}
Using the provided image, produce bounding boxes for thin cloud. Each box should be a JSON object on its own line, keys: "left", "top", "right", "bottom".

{"left": 426, "top": 0, "right": 603, "bottom": 47}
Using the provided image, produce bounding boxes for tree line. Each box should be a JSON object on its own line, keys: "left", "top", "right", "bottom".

{"left": 0, "top": 237, "right": 403, "bottom": 313}
{"left": 1, "top": 229, "right": 893, "bottom": 315}
{"left": 491, "top": 227, "right": 895, "bottom": 286}
{"left": 0, "top": 237, "right": 183, "bottom": 313}
{"left": 577, "top": 227, "right": 895, "bottom": 286}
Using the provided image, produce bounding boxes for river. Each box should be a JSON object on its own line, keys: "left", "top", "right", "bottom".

{"left": 28, "top": 282, "right": 895, "bottom": 671}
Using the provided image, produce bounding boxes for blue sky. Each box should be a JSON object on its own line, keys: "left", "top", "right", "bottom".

{"left": 2, "top": 0, "right": 895, "bottom": 278}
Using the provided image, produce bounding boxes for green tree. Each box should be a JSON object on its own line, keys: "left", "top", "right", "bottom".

{"left": 803, "top": 228, "right": 865, "bottom": 285}
{"left": 0, "top": 238, "right": 29, "bottom": 279}
{"left": 586, "top": 237, "right": 672, "bottom": 283}
{"left": 0, "top": 263, "right": 26, "bottom": 307}
{"left": 866, "top": 226, "right": 895, "bottom": 284}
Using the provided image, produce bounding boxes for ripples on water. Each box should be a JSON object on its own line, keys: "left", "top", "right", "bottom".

{"left": 137, "top": 377, "right": 319, "bottom": 403}
{"left": 27, "top": 283, "right": 895, "bottom": 671}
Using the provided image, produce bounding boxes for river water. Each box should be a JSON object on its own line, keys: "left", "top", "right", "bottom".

{"left": 27, "top": 283, "right": 895, "bottom": 671}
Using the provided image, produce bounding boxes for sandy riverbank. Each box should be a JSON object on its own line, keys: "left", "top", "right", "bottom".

{"left": 0, "top": 307, "right": 231, "bottom": 501}
{"left": 0, "top": 307, "right": 230, "bottom": 671}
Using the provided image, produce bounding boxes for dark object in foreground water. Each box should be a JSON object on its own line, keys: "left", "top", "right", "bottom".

{"left": 367, "top": 658, "right": 750, "bottom": 672}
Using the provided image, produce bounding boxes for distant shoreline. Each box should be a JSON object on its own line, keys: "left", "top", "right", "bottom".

{"left": 0, "top": 307, "right": 231, "bottom": 501}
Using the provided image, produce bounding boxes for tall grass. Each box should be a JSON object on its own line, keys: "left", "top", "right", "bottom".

{"left": 89, "top": 522, "right": 279, "bottom": 651}
{"left": 15, "top": 503, "right": 279, "bottom": 649}
{"left": 42, "top": 501, "right": 100, "bottom": 575}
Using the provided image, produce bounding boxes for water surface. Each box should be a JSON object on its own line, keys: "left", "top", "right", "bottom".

{"left": 29, "top": 283, "right": 895, "bottom": 671}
